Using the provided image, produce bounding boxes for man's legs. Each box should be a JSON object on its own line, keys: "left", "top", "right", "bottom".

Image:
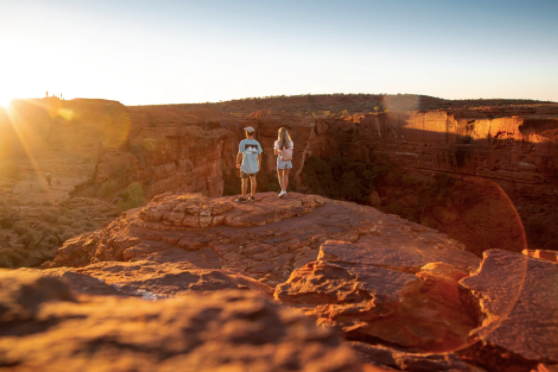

{"left": 241, "top": 177, "right": 249, "bottom": 198}
{"left": 250, "top": 175, "right": 257, "bottom": 196}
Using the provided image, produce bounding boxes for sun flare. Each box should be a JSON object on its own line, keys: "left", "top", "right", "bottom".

{"left": 0, "top": 94, "right": 13, "bottom": 109}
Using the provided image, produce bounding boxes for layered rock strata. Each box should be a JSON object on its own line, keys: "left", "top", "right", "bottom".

{"left": 328, "top": 111, "right": 558, "bottom": 199}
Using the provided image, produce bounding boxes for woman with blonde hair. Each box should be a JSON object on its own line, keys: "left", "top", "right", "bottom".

{"left": 274, "top": 127, "right": 293, "bottom": 197}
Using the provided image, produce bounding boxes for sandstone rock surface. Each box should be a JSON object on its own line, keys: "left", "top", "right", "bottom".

{"left": 276, "top": 238, "right": 480, "bottom": 352}
{"left": 458, "top": 249, "right": 558, "bottom": 371}
{"left": 44, "top": 193, "right": 474, "bottom": 288}
{"left": 45, "top": 193, "right": 379, "bottom": 284}
{"left": 39, "top": 260, "right": 273, "bottom": 298}
{"left": 0, "top": 270, "right": 364, "bottom": 372}
{"left": 349, "top": 342, "right": 485, "bottom": 372}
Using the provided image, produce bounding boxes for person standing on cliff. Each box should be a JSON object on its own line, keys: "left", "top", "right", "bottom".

{"left": 235, "top": 126, "right": 262, "bottom": 202}
{"left": 274, "top": 127, "right": 293, "bottom": 197}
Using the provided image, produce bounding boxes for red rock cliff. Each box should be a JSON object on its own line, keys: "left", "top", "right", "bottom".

{"left": 326, "top": 110, "right": 558, "bottom": 199}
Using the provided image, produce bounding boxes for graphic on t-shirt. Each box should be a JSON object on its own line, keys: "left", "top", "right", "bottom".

{"left": 244, "top": 144, "right": 259, "bottom": 154}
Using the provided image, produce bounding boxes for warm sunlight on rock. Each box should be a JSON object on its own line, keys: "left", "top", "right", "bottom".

{"left": 57, "top": 108, "right": 75, "bottom": 121}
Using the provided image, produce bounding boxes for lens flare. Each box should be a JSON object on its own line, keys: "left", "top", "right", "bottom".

{"left": 0, "top": 96, "right": 13, "bottom": 109}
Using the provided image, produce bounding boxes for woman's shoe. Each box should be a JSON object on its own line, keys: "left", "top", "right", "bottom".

{"left": 278, "top": 191, "right": 286, "bottom": 197}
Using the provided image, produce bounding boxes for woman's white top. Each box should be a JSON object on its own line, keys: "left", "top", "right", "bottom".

{"left": 274, "top": 140, "right": 294, "bottom": 150}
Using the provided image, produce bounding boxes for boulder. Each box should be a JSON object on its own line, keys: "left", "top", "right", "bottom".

{"left": 276, "top": 236, "right": 480, "bottom": 352}
{"left": 458, "top": 249, "right": 558, "bottom": 371}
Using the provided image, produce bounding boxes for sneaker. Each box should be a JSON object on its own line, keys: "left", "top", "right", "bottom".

{"left": 278, "top": 191, "right": 286, "bottom": 197}
{"left": 235, "top": 197, "right": 247, "bottom": 203}
{"left": 248, "top": 196, "right": 256, "bottom": 202}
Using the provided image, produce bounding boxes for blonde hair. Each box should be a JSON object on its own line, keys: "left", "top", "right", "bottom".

{"left": 277, "top": 127, "right": 292, "bottom": 150}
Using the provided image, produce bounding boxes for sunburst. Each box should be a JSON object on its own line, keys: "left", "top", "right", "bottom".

{"left": 0, "top": 93, "right": 13, "bottom": 109}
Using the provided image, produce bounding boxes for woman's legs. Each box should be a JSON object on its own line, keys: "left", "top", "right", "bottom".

{"left": 277, "top": 168, "right": 285, "bottom": 192}
{"left": 283, "top": 169, "right": 290, "bottom": 192}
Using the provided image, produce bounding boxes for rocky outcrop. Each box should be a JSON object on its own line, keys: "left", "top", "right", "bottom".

{"left": 43, "top": 192, "right": 375, "bottom": 284}
{"left": 457, "top": 249, "right": 558, "bottom": 371}
{"left": 0, "top": 270, "right": 363, "bottom": 372}
{"left": 43, "top": 193, "right": 472, "bottom": 287}
{"left": 275, "top": 238, "right": 480, "bottom": 352}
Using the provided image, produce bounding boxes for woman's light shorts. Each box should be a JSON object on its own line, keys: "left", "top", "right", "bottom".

{"left": 277, "top": 158, "right": 292, "bottom": 170}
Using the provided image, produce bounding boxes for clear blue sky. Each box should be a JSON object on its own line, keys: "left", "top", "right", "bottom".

{"left": 1, "top": 0, "right": 557, "bottom": 105}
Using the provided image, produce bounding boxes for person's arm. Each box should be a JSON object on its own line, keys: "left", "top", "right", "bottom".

{"left": 273, "top": 141, "right": 280, "bottom": 155}
{"left": 258, "top": 143, "right": 263, "bottom": 170}
{"left": 236, "top": 141, "right": 244, "bottom": 169}
{"left": 236, "top": 152, "right": 243, "bottom": 169}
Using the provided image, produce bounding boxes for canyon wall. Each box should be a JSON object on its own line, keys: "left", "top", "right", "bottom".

{"left": 326, "top": 110, "right": 558, "bottom": 199}
{"left": 0, "top": 99, "right": 241, "bottom": 202}
{"left": 2, "top": 99, "right": 557, "bottom": 203}
{"left": 0, "top": 99, "right": 339, "bottom": 203}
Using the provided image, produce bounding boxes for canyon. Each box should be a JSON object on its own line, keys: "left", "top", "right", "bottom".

{"left": 1, "top": 94, "right": 557, "bottom": 371}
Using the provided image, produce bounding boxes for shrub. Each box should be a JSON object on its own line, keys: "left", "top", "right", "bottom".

{"left": 57, "top": 216, "right": 73, "bottom": 226}
{"left": 116, "top": 182, "right": 146, "bottom": 211}
{"left": 99, "top": 180, "right": 118, "bottom": 198}
{"left": 401, "top": 175, "right": 416, "bottom": 188}
{"left": 13, "top": 221, "right": 33, "bottom": 236}
{"left": 0, "top": 160, "right": 21, "bottom": 180}
{"left": 40, "top": 211, "right": 57, "bottom": 223}
{"left": 0, "top": 249, "right": 28, "bottom": 268}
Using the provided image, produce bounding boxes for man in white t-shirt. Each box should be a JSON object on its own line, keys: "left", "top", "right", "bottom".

{"left": 235, "top": 126, "right": 262, "bottom": 202}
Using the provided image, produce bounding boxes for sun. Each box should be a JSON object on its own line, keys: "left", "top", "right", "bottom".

{"left": 0, "top": 93, "right": 13, "bottom": 109}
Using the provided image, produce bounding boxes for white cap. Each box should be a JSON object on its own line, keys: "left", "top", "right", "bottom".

{"left": 244, "top": 126, "right": 254, "bottom": 133}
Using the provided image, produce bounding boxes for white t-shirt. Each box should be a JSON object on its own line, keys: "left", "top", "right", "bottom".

{"left": 274, "top": 140, "right": 294, "bottom": 150}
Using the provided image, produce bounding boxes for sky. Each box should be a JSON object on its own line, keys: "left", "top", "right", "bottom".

{"left": 0, "top": 0, "right": 557, "bottom": 106}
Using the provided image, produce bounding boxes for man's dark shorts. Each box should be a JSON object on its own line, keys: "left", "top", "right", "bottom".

{"left": 240, "top": 171, "right": 258, "bottom": 179}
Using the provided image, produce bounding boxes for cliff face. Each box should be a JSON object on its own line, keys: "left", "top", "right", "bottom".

{"left": 0, "top": 99, "right": 241, "bottom": 201}
{"left": 327, "top": 111, "right": 558, "bottom": 199}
